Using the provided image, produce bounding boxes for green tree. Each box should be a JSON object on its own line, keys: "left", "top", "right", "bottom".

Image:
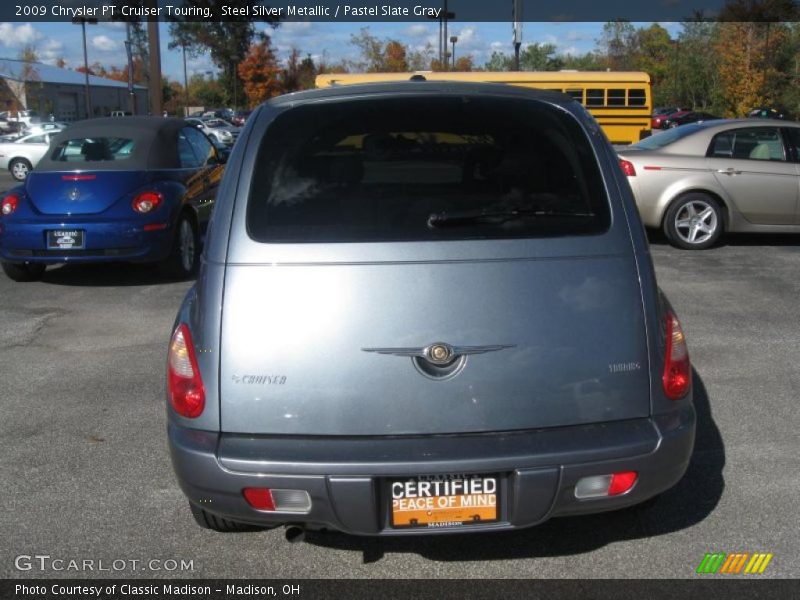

{"left": 598, "top": 21, "right": 638, "bottom": 70}
{"left": 483, "top": 51, "right": 513, "bottom": 71}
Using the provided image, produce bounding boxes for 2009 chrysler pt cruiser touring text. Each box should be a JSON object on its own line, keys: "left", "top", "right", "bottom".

{"left": 166, "top": 82, "right": 696, "bottom": 537}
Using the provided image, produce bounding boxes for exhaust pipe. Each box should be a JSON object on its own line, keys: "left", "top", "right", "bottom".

{"left": 284, "top": 525, "right": 306, "bottom": 543}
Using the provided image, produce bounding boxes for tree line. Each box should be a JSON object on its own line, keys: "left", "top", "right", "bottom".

{"left": 27, "top": 0, "right": 800, "bottom": 117}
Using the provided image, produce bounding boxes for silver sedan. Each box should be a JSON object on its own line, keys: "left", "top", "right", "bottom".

{"left": 617, "top": 119, "right": 800, "bottom": 249}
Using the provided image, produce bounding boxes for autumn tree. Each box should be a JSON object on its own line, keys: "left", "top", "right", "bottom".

{"left": 384, "top": 41, "right": 408, "bottom": 72}
{"left": 454, "top": 56, "right": 474, "bottom": 71}
{"left": 237, "top": 40, "right": 282, "bottom": 107}
{"left": 169, "top": 1, "right": 277, "bottom": 107}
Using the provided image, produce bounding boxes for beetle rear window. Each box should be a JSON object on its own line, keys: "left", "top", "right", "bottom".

{"left": 49, "top": 137, "right": 135, "bottom": 162}
{"left": 246, "top": 96, "right": 610, "bottom": 243}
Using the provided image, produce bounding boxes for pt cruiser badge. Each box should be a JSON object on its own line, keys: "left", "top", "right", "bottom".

{"left": 362, "top": 343, "right": 515, "bottom": 380}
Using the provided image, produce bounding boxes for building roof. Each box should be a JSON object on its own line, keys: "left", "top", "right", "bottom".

{"left": 0, "top": 58, "right": 146, "bottom": 90}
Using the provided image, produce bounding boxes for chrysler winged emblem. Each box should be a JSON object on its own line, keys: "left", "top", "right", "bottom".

{"left": 362, "top": 342, "right": 515, "bottom": 364}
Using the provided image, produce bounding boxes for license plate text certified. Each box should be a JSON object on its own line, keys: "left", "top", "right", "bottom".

{"left": 47, "top": 229, "right": 84, "bottom": 250}
{"left": 390, "top": 474, "right": 499, "bottom": 529}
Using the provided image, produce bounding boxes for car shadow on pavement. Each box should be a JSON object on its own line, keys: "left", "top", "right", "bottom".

{"left": 39, "top": 263, "right": 192, "bottom": 287}
{"left": 304, "top": 370, "right": 724, "bottom": 563}
{"left": 647, "top": 229, "right": 800, "bottom": 248}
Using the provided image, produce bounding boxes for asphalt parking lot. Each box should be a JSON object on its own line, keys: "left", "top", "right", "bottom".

{"left": 0, "top": 164, "right": 798, "bottom": 579}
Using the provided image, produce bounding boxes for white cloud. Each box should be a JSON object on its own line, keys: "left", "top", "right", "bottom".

{"left": 0, "top": 23, "right": 43, "bottom": 48}
{"left": 403, "top": 24, "right": 430, "bottom": 38}
{"left": 90, "top": 35, "right": 118, "bottom": 52}
{"left": 278, "top": 22, "right": 315, "bottom": 37}
{"left": 38, "top": 39, "right": 65, "bottom": 64}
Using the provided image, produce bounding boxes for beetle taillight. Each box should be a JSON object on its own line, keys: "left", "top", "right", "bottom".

{"left": 619, "top": 159, "right": 636, "bottom": 177}
{"left": 168, "top": 324, "right": 205, "bottom": 418}
{"left": 132, "top": 191, "right": 163, "bottom": 214}
{"left": 1, "top": 193, "right": 19, "bottom": 215}
{"left": 663, "top": 311, "right": 691, "bottom": 400}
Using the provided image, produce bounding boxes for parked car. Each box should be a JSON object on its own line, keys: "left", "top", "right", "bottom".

{"left": 651, "top": 107, "right": 682, "bottom": 129}
{"left": 653, "top": 109, "right": 689, "bottom": 130}
{"left": 0, "top": 132, "right": 55, "bottom": 181}
{"left": 167, "top": 82, "right": 695, "bottom": 537}
{"left": 21, "top": 121, "right": 69, "bottom": 137}
{"left": 185, "top": 117, "right": 240, "bottom": 146}
{"left": 617, "top": 119, "right": 800, "bottom": 249}
{"left": 6, "top": 109, "right": 40, "bottom": 127}
{"left": 0, "top": 117, "right": 226, "bottom": 281}
{"left": 662, "top": 111, "right": 720, "bottom": 129}
{"left": 231, "top": 110, "right": 252, "bottom": 127}
{"left": 747, "top": 107, "right": 791, "bottom": 120}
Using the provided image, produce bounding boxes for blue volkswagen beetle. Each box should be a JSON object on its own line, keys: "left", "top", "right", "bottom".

{"left": 0, "top": 117, "right": 224, "bottom": 281}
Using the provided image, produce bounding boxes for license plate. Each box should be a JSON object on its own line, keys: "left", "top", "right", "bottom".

{"left": 389, "top": 474, "right": 499, "bottom": 529}
{"left": 47, "top": 229, "right": 84, "bottom": 250}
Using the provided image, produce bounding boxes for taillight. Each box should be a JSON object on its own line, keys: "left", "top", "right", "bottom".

{"left": 663, "top": 311, "right": 691, "bottom": 400}
{"left": 619, "top": 159, "right": 636, "bottom": 177}
{"left": 1, "top": 193, "right": 19, "bottom": 215}
{"left": 132, "top": 191, "right": 163, "bottom": 214}
{"left": 167, "top": 324, "right": 205, "bottom": 418}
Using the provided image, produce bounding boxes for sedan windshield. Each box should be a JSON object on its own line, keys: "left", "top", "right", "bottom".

{"left": 632, "top": 122, "right": 706, "bottom": 150}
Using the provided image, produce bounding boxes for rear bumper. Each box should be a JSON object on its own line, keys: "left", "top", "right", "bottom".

{"left": 0, "top": 218, "right": 173, "bottom": 264}
{"left": 169, "top": 406, "right": 695, "bottom": 536}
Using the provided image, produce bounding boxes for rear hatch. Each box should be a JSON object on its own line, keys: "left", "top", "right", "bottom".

{"left": 219, "top": 93, "right": 650, "bottom": 436}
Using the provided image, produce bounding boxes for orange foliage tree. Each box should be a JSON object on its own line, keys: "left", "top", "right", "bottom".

{"left": 237, "top": 40, "right": 282, "bottom": 108}
{"left": 714, "top": 22, "right": 789, "bottom": 117}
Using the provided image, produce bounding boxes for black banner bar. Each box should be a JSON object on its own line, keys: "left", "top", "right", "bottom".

{"left": 2, "top": 0, "right": 791, "bottom": 23}
{"left": 2, "top": 579, "right": 799, "bottom": 600}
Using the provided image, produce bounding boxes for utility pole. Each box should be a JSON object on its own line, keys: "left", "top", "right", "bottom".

{"left": 182, "top": 44, "right": 189, "bottom": 116}
{"left": 512, "top": 0, "right": 523, "bottom": 71}
{"left": 146, "top": 0, "right": 163, "bottom": 116}
{"left": 443, "top": 0, "right": 448, "bottom": 70}
{"left": 124, "top": 22, "right": 136, "bottom": 115}
{"left": 451, "top": 36, "right": 458, "bottom": 69}
{"left": 73, "top": 17, "right": 97, "bottom": 119}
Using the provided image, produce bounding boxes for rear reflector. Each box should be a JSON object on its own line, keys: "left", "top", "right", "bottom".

{"left": 575, "top": 471, "right": 638, "bottom": 499}
{"left": 143, "top": 222, "right": 168, "bottom": 231}
{"left": 619, "top": 159, "right": 636, "bottom": 177}
{"left": 167, "top": 324, "right": 205, "bottom": 418}
{"left": 663, "top": 311, "right": 691, "bottom": 400}
{"left": 243, "top": 488, "right": 311, "bottom": 513}
{"left": 243, "top": 488, "right": 275, "bottom": 511}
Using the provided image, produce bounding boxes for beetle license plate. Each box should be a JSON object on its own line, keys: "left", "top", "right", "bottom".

{"left": 47, "top": 229, "right": 84, "bottom": 250}
{"left": 390, "top": 474, "right": 499, "bottom": 528}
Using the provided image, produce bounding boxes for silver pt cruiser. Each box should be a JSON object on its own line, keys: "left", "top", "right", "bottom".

{"left": 167, "top": 82, "right": 695, "bottom": 539}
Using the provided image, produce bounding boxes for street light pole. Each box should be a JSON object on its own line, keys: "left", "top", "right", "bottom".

{"left": 73, "top": 17, "right": 98, "bottom": 119}
{"left": 124, "top": 22, "right": 136, "bottom": 115}
{"left": 183, "top": 44, "right": 189, "bottom": 116}
{"left": 146, "top": 0, "right": 163, "bottom": 116}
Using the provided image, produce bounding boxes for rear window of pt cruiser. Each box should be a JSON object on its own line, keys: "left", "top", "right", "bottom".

{"left": 246, "top": 96, "right": 611, "bottom": 243}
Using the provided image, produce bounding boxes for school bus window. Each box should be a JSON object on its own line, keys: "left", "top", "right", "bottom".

{"left": 565, "top": 89, "right": 583, "bottom": 103}
{"left": 607, "top": 89, "right": 626, "bottom": 106}
{"left": 586, "top": 89, "right": 604, "bottom": 106}
{"left": 629, "top": 89, "right": 646, "bottom": 106}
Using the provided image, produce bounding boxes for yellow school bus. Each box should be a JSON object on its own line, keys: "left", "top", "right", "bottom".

{"left": 315, "top": 71, "right": 652, "bottom": 145}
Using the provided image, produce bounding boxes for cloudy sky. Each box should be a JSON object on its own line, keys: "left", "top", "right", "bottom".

{"left": 0, "top": 21, "right": 681, "bottom": 81}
